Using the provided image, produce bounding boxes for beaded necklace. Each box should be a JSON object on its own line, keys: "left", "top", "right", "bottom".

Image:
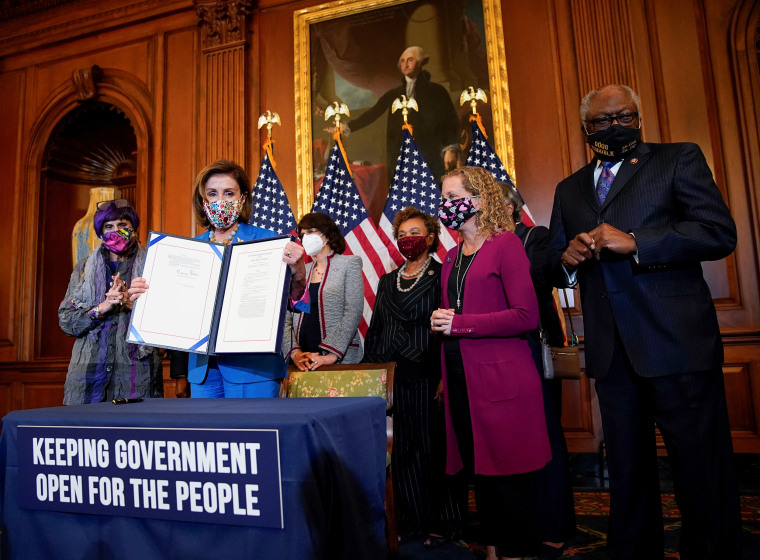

{"left": 454, "top": 238, "right": 484, "bottom": 310}
{"left": 396, "top": 255, "right": 432, "bottom": 293}
{"left": 209, "top": 223, "right": 240, "bottom": 245}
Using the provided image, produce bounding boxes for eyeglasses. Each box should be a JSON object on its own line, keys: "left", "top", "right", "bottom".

{"left": 583, "top": 112, "right": 639, "bottom": 133}
{"left": 96, "top": 199, "right": 131, "bottom": 211}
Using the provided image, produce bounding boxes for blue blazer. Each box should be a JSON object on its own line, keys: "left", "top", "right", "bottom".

{"left": 548, "top": 142, "right": 736, "bottom": 379}
{"left": 188, "top": 222, "right": 288, "bottom": 384}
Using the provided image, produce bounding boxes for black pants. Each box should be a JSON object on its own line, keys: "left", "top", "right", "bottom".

{"left": 393, "top": 369, "right": 465, "bottom": 539}
{"left": 594, "top": 333, "right": 742, "bottom": 560}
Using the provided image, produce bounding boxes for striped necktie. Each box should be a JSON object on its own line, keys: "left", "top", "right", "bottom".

{"left": 596, "top": 161, "right": 616, "bottom": 204}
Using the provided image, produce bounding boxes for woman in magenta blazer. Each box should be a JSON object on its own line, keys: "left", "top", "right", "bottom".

{"left": 431, "top": 166, "right": 550, "bottom": 560}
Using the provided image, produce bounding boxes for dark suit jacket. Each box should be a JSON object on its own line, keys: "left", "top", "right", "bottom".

{"left": 363, "top": 260, "right": 441, "bottom": 376}
{"left": 349, "top": 70, "right": 458, "bottom": 181}
{"left": 548, "top": 142, "right": 736, "bottom": 379}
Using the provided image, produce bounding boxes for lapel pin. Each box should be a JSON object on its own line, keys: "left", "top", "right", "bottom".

{"left": 428, "top": 270, "right": 435, "bottom": 275}
{"left": 629, "top": 158, "right": 638, "bottom": 164}
{"left": 446, "top": 257, "right": 451, "bottom": 262}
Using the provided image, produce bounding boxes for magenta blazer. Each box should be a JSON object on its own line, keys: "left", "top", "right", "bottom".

{"left": 440, "top": 231, "right": 551, "bottom": 476}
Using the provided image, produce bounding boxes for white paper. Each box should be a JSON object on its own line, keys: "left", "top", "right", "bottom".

{"left": 214, "top": 237, "right": 290, "bottom": 354}
{"left": 128, "top": 233, "right": 223, "bottom": 353}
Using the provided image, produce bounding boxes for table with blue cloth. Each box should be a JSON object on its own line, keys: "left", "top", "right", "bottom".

{"left": 0, "top": 398, "right": 387, "bottom": 560}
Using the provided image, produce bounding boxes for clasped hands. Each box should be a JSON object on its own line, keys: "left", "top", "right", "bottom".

{"left": 291, "top": 350, "right": 338, "bottom": 371}
{"left": 561, "top": 223, "right": 637, "bottom": 270}
{"left": 101, "top": 272, "right": 131, "bottom": 313}
{"left": 430, "top": 308, "right": 454, "bottom": 336}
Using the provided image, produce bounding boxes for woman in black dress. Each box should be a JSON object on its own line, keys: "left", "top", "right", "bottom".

{"left": 364, "top": 206, "right": 464, "bottom": 547}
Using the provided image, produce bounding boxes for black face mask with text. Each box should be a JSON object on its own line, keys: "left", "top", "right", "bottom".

{"left": 586, "top": 124, "right": 641, "bottom": 161}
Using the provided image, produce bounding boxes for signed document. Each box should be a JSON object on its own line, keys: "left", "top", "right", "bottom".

{"left": 127, "top": 232, "right": 291, "bottom": 355}
{"left": 211, "top": 237, "right": 290, "bottom": 354}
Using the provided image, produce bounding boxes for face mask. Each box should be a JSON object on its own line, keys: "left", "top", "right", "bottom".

{"left": 586, "top": 124, "right": 641, "bottom": 161}
{"left": 301, "top": 233, "right": 326, "bottom": 256}
{"left": 203, "top": 197, "right": 243, "bottom": 229}
{"left": 102, "top": 228, "right": 137, "bottom": 255}
{"left": 438, "top": 197, "right": 478, "bottom": 230}
{"left": 397, "top": 235, "right": 429, "bottom": 260}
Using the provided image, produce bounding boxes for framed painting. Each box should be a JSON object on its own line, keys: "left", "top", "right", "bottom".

{"left": 294, "top": 0, "right": 515, "bottom": 219}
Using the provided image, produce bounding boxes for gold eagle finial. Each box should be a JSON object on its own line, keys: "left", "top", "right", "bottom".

{"left": 257, "top": 110, "right": 281, "bottom": 140}
{"left": 324, "top": 102, "right": 350, "bottom": 129}
{"left": 459, "top": 87, "right": 488, "bottom": 115}
{"left": 391, "top": 95, "right": 419, "bottom": 124}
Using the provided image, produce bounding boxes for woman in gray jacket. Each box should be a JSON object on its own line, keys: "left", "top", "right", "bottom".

{"left": 283, "top": 212, "right": 364, "bottom": 370}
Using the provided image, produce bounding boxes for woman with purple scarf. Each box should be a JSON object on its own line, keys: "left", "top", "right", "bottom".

{"left": 59, "top": 199, "right": 163, "bottom": 404}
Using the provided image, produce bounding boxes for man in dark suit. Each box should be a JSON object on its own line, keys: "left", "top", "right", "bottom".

{"left": 348, "top": 46, "right": 458, "bottom": 182}
{"left": 548, "top": 84, "right": 741, "bottom": 559}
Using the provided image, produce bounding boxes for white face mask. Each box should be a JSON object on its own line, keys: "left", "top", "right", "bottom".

{"left": 301, "top": 233, "right": 326, "bottom": 256}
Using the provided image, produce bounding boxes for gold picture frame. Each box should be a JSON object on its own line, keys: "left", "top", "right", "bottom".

{"left": 293, "top": 0, "right": 515, "bottom": 218}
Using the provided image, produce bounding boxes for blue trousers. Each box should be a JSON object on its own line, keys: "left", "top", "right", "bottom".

{"left": 191, "top": 364, "right": 281, "bottom": 398}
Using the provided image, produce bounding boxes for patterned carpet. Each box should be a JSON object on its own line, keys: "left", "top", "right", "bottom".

{"left": 556, "top": 492, "right": 760, "bottom": 559}
{"left": 399, "top": 492, "right": 760, "bottom": 559}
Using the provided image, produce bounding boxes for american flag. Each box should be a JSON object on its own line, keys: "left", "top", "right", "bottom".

{"left": 465, "top": 118, "right": 536, "bottom": 226}
{"left": 378, "top": 127, "right": 459, "bottom": 267}
{"left": 312, "top": 133, "right": 389, "bottom": 338}
{"left": 249, "top": 147, "right": 297, "bottom": 235}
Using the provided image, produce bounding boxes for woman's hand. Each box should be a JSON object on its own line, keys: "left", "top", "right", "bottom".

{"left": 128, "top": 277, "right": 149, "bottom": 303}
{"left": 306, "top": 352, "right": 338, "bottom": 371}
{"left": 291, "top": 350, "right": 312, "bottom": 372}
{"left": 283, "top": 241, "right": 305, "bottom": 274}
{"left": 175, "top": 378, "right": 190, "bottom": 398}
{"left": 101, "top": 273, "right": 127, "bottom": 313}
{"left": 430, "top": 308, "right": 455, "bottom": 336}
{"left": 434, "top": 379, "right": 444, "bottom": 405}
{"left": 284, "top": 242, "right": 307, "bottom": 299}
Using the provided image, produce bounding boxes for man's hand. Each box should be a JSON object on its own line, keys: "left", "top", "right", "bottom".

{"left": 561, "top": 233, "right": 596, "bottom": 270}
{"left": 588, "top": 223, "right": 637, "bottom": 258}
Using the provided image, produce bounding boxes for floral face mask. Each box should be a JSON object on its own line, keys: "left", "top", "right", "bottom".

{"left": 203, "top": 197, "right": 243, "bottom": 229}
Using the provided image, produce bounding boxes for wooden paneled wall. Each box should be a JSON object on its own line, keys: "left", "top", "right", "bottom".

{"left": 0, "top": 0, "right": 758, "bottom": 452}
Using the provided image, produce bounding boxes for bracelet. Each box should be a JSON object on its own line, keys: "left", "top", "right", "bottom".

{"left": 88, "top": 305, "right": 101, "bottom": 320}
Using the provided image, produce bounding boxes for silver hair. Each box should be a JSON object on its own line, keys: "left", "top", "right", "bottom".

{"left": 580, "top": 84, "right": 641, "bottom": 122}
{"left": 398, "top": 46, "right": 429, "bottom": 68}
{"left": 498, "top": 183, "right": 523, "bottom": 223}
{"left": 441, "top": 144, "right": 462, "bottom": 159}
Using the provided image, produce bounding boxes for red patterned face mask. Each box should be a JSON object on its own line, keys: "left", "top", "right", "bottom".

{"left": 396, "top": 235, "right": 429, "bottom": 260}
{"left": 203, "top": 197, "right": 243, "bottom": 229}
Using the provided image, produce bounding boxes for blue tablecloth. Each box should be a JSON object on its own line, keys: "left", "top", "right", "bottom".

{"left": 0, "top": 398, "right": 387, "bottom": 560}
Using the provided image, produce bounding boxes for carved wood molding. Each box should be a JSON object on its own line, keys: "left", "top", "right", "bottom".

{"left": 194, "top": 0, "right": 253, "bottom": 50}
{"left": 71, "top": 65, "right": 102, "bottom": 102}
{"left": 0, "top": 0, "right": 191, "bottom": 57}
{"left": 0, "top": 0, "right": 76, "bottom": 22}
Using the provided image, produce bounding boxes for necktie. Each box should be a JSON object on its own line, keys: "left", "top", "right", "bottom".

{"left": 596, "top": 161, "right": 616, "bottom": 204}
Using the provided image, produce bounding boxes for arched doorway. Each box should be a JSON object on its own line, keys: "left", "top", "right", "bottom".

{"left": 36, "top": 102, "right": 138, "bottom": 359}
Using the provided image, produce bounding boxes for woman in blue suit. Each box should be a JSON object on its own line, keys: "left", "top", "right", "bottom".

{"left": 130, "top": 159, "right": 306, "bottom": 398}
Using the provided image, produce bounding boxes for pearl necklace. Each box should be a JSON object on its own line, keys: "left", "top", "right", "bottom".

{"left": 209, "top": 223, "right": 240, "bottom": 245}
{"left": 396, "top": 255, "right": 433, "bottom": 293}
